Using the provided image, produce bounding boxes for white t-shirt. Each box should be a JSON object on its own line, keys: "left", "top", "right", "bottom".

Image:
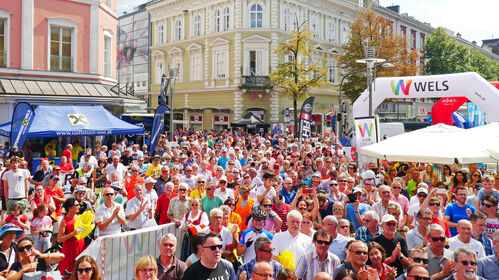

{"left": 448, "top": 236, "right": 485, "bottom": 259}
{"left": 408, "top": 203, "right": 421, "bottom": 227}
{"left": 200, "top": 226, "right": 233, "bottom": 250}
{"left": 95, "top": 203, "right": 125, "bottom": 236}
{"left": 255, "top": 186, "right": 276, "bottom": 206}
{"left": 125, "top": 197, "right": 151, "bottom": 230}
{"left": 272, "top": 231, "right": 312, "bottom": 267}
{"left": 143, "top": 188, "right": 158, "bottom": 213}
{"left": 180, "top": 175, "right": 197, "bottom": 190}
{"left": 105, "top": 163, "right": 127, "bottom": 181}
{"left": 3, "top": 169, "right": 28, "bottom": 199}
{"left": 214, "top": 188, "right": 235, "bottom": 203}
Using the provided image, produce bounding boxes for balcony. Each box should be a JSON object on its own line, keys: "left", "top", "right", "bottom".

{"left": 240, "top": 75, "right": 272, "bottom": 90}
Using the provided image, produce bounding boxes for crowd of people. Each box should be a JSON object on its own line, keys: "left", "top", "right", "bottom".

{"left": 0, "top": 130, "right": 498, "bottom": 280}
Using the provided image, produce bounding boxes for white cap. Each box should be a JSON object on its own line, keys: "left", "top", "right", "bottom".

{"left": 381, "top": 214, "right": 397, "bottom": 224}
{"left": 361, "top": 170, "right": 376, "bottom": 180}
{"left": 417, "top": 187, "right": 428, "bottom": 195}
{"left": 145, "top": 177, "right": 157, "bottom": 184}
{"left": 352, "top": 187, "right": 363, "bottom": 194}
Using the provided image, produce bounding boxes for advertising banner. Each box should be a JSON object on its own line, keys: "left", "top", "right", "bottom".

{"left": 149, "top": 105, "right": 168, "bottom": 154}
{"left": 10, "top": 102, "right": 35, "bottom": 149}
{"left": 431, "top": 97, "right": 468, "bottom": 125}
{"left": 467, "top": 101, "right": 486, "bottom": 127}
{"left": 158, "top": 74, "right": 170, "bottom": 106}
{"left": 299, "top": 97, "right": 315, "bottom": 143}
{"left": 354, "top": 117, "right": 378, "bottom": 171}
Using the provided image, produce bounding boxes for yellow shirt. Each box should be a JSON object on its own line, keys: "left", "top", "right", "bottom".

{"left": 72, "top": 145, "right": 84, "bottom": 160}
{"left": 189, "top": 188, "right": 206, "bottom": 199}
{"left": 145, "top": 164, "right": 162, "bottom": 178}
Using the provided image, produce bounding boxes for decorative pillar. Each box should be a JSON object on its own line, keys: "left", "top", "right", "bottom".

{"left": 234, "top": 33, "right": 241, "bottom": 85}
{"left": 270, "top": 91, "right": 279, "bottom": 122}
{"left": 234, "top": 90, "right": 243, "bottom": 120}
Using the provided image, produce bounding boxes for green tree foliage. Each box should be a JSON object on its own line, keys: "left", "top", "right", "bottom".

{"left": 425, "top": 27, "right": 499, "bottom": 80}
{"left": 270, "top": 24, "right": 330, "bottom": 137}
{"left": 337, "top": 9, "right": 420, "bottom": 102}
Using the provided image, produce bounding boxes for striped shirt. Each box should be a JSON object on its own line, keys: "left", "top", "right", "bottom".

{"left": 295, "top": 250, "right": 341, "bottom": 280}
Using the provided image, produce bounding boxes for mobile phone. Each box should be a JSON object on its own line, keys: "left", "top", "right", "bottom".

{"left": 347, "top": 193, "right": 357, "bottom": 203}
{"left": 436, "top": 188, "right": 447, "bottom": 194}
{"left": 302, "top": 188, "right": 313, "bottom": 195}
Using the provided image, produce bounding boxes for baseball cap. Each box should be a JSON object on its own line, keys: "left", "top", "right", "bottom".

{"left": 145, "top": 177, "right": 157, "bottom": 184}
{"left": 219, "top": 176, "right": 227, "bottom": 183}
{"left": 352, "top": 187, "right": 363, "bottom": 194}
{"left": 0, "top": 224, "right": 24, "bottom": 239}
{"left": 417, "top": 188, "right": 428, "bottom": 195}
{"left": 74, "top": 185, "right": 88, "bottom": 193}
{"left": 381, "top": 214, "right": 397, "bottom": 224}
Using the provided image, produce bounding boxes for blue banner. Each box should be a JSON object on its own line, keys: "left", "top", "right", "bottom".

{"left": 149, "top": 105, "right": 168, "bottom": 154}
{"left": 467, "top": 101, "right": 486, "bottom": 127}
{"left": 10, "top": 102, "right": 35, "bottom": 149}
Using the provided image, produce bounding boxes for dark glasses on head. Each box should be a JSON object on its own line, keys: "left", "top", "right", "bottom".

{"left": 407, "top": 276, "right": 430, "bottom": 280}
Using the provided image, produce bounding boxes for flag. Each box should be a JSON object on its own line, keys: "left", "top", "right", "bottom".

{"left": 10, "top": 102, "right": 35, "bottom": 149}
{"left": 149, "top": 105, "right": 169, "bottom": 154}
{"left": 158, "top": 74, "right": 170, "bottom": 106}
{"left": 299, "top": 97, "right": 315, "bottom": 143}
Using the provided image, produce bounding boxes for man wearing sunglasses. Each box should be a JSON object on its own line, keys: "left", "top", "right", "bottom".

{"left": 477, "top": 230, "right": 499, "bottom": 280}
{"left": 481, "top": 196, "right": 499, "bottom": 238}
{"left": 425, "top": 224, "right": 455, "bottom": 280}
{"left": 237, "top": 208, "right": 273, "bottom": 264}
{"left": 446, "top": 247, "right": 483, "bottom": 280}
{"left": 236, "top": 237, "right": 283, "bottom": 279}
{"left": 295, "top": 229, "right": 341, "bottom": 280}
{"left": 95, "top": 188, "right": 126, "bottom": 236}
{"left": 404, "top": 263, "right": 430, "bottom": 280}
{"left": 333, "top": 240, "right": 376, "bottom": 279}
{"left": 182, "top": 232, "right": 236, "bottom": 280}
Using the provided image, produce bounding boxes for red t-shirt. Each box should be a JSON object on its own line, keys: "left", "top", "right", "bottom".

{"left": 58, "top": 162, "right": 74, "bottom": 172}
{"left": 45, "top": 186, "right": 65, "bottom": 217}
{"left": 432, "top": 217, "right": 451, "bottom": 238}
{"left": 5, "top": 214, "right": 28, "bottom": 237}
{"left": 62, "top": 149, "right": 72, "bottom": 162}
{"left": 155, "top": 193, "right": 177, "bottom": 225}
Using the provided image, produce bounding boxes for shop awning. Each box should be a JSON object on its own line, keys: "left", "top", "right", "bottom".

{"left": 0, "top": 105, "right": 144, "bottom": 138}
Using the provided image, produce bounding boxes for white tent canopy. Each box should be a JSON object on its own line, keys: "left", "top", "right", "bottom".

{"left": 360, "top": 123, "right": 499, "bottom": 164}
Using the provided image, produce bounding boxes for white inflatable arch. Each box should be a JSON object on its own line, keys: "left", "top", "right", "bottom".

{"left": 352, "top": 72, "right": 499, "bottom": 121}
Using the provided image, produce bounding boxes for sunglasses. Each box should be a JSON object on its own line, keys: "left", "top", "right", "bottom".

{"left": 259, "top": 248, "right": 274, "bottom": 253}
{"left": 483, "top": 203, "right": 496, "bottom": 208}
{"left": 243, "top": 176, "right": 250, "bottom": 179}
{"left": 77, "top": 267, "right": 93, "bottom": 274}
{"left": 338, "top": 180, "right": 346, "bottom": 182}
{"left": 206, "top": 188, "right": 213, "bottom": 191}
{"left": 429, "top": 203, "right": 440, "bottom": 207}
{"left": 329, "top": 184, "right": 338, "bottom": 186}
{"left": 239, "top": 190, "right": 248, "bottom": 194}
{"left": 460, "top": 261, "right": 477, "bottom": 266}
{"left": 413, "top": 257, "right": 429, "bottom": 264}
{"left": 204, "top": 244, "right": 223, "bottom": 251}
{"left": 407, "top": 276, "right": 430, "bottom": 280}
{"left": 418, "top": 194, "right": 428, "bottom": 197}
{"left": 179, "top": 188, "right": 187, "bottom": 192}
{"left": 350, "top": 250, "right": 368, "bottom": 256}
{"left": 316, "top": 240, "right": 332, "bottom": 246}
{"left": 104, "top": 193, "right": 114, "bottom": 197}
{"left": 333, "top": 208, "right": 343, "bottom": 211}
{"left": 299, "top": 208, "right": 307, "bottom": 211}
{"left": 191, "top": 204, "right": 199, "bottom": 206}
{"left": 18, "top": 244, "right": 33, "bottom": 252}
{"left": 262, "top": 204, "right": 272, "bottom": 208}
{"left": 430, "top": 236, "right": 446, "bottom": 242}
{"left": 219, "top": 181, "right": 227, "bottom": 184}
{"left": 197, "top": 181, "right": 206, "bottom": 184}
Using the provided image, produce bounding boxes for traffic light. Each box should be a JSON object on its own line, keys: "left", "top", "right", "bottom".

{"left": 337, "top": 112, "right": 342, "bottom": 122}
{"left": 164, "top": 111, "right": 171, "bottom": 133}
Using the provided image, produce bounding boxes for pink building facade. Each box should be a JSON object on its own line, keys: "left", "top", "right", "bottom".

{"left": 0, "top": 0, "right": 145, "bottom": 133}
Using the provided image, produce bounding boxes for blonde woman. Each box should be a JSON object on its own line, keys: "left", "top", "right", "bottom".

{"left": 134, "top": 255, "right": 158, "bottom": 280}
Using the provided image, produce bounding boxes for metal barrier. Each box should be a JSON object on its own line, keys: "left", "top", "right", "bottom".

{"left": 78, "top": 223, "right": 183, "bottom": 280}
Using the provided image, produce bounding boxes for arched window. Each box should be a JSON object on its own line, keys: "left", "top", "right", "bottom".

{"left": 175, "top": 19, "right": 182, "bottom": 41}
{"left": 223, "top": 7, "right": 230, "bottom": 31}
{"left": 157, "top": 24, "right": 164, "bottom": 44}
{"left": 250, "top": 4, "right": 263, "bottom": 28}
{"left": 193, "top": 15, "right": 201, "bottom": 37}
{"left": 283, "top": 7, "right": 291, "bottom": 31}
{"left": 214, "top": 9, "right": 221, "bottom": 32}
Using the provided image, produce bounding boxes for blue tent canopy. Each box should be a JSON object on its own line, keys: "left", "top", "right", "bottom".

{"left": 0, "top": 105, "right": 144, "bottom": 138}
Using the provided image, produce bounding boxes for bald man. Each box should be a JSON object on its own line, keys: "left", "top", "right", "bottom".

{"left": 448, "top": 219, "right": 485, "bottom": 259}
{"left": 314, "top": 272, "right": 332, "bottom": 280}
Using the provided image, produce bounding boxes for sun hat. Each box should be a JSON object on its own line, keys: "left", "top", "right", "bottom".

{"left": 0, "top": 224, "right": 24, "bottom": 239}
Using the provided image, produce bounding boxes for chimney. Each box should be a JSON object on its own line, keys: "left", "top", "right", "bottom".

{"left": 456, "top": 33, "right": 461, "bottom": 38}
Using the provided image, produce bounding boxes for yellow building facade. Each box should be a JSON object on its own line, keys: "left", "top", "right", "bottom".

{"left": 147, "top": 0, "right": 361, "bottom": 133}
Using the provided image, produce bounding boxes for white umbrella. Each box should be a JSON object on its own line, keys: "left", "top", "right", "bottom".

{"left": 361, "top": 123, "right": 499, "bottom": 164}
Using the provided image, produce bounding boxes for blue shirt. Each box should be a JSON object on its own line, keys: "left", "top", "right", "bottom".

{"left": 280, "top": 188, "right": 296, "bottom": 204}
{"left": 477, "top": 253, "right": 499, "bottom": 280}
{"left": 328, "top": 234, "right": 348, "bottom": 262}
{"left": 474, "top": 233, "right": 496, "bottom": 256}
{"left": 318, "top": 199, "right": 334, "bottom": 220}
{"left": 236, "top": 259, "right": 283, "bottom": 280}
{"left": 217, "top": 157, "right": 229, "bottom": 169}
{"left": 444, "top": 203, "right": 476, "bottom": 236}
{"left": 346, "top": 203, "right": 370, "bottom": 229}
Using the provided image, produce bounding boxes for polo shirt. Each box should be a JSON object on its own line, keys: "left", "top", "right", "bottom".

{"left": 200, "top": 226, "right": 233, "bottom": 250}
{"left": 95, "top": 202, "right": 125, "bottom": 236}
{"left": 236, "top": 259, "right": 283, "bottom": 280}
{"left": 372, "top": 234, "right": 409, "bottom": 276}
{"left": 239, "top": 228, "right": 273, "bottom": 263}
{"left": 426, "top": 246, "right": 453, "bottom": 276}
{"left": 125, "top": 197, "right": 151, "bottom": 230}
{"left": 156, "top": 256, "right": 187, "bottom": 280}
{"left": 295, "top": 250, "right": 341, "bottom": 280}
{"left": 406, "top": 227, "right": 425, "bottom": 249}
{"left": 272, "top": 231, "right": 312, "bottom": 267}
{"left": 201, "top": 196, "right": 224, "bottom": 216}
{"left": 477, "top": 253, "right": 499, "bottom": 280}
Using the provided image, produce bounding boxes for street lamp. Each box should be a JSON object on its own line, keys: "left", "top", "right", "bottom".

{"left": 356, "top": 46, "right": 386, "bottom": 117}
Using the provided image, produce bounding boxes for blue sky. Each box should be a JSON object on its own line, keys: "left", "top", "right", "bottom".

{"left": 117, "top": 0, "right": 498, "bottom": 44}
{"left": 378, "top": 0, "right": 498, "bottom": 44}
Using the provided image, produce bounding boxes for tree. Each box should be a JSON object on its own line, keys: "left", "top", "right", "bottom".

{"left": 424, "top": 27, "right": 470, "bottom": 75}
{"left": 269, "top": 24, "right": 330, "bottom": 138}
{"left": 468, "top": 50, "right": 499, "bottom": 81}
{"left": 337, "top": 9, "right": 420, "bottom": 101}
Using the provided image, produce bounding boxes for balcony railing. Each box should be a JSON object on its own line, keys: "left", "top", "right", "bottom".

{"left": 240, "top": 76, "right": 272, "bottom": 91}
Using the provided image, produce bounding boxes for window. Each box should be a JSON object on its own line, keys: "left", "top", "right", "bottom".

{"left": 155, "top": 59, "right": 164, "bottom": 84}
{"left": 328, "top": 61, "right": 336, "bottom": 83}
{"left": 411, "top": 30, "right": 417, "bottom": 49}
{"left": 172, "top": 57, "right": 182, "bottom": 82}
{"left": 214, "top": 9, "right": 221, "bottom": 32}
{"left": 0, "top": 18, "right": 6, "bottom": 67}
{"left": 420, "top": 34, "right": 425, "bottom": 50}
{"left": 50, "top": 26, "right": 73, "bottom": 71}
{"left": 284, "top": 52, "right": 295, "bottom": 63}
{"left": 249, "top": 50, "right": 264, "bottom": 75}
{"left": 250, "top": 4, "right": 263, "bottom": 28}
{"left": 215, "top": 52, "right": 226, "bottom": 78}
{"left": 223, "top": 7, "right": 230, "bottom": 31}
{"left": 400, "top": 25, "right": 406, "bottom": 39}
{"left": 193, "top": 15, "right": 202, "bottom": 37}
{"left": 103, "top": 35, "right": 111, "bottom": 77}
{"left": 341, "top": 23, "right": 349, "bottom": 44}
{"left": 175, "top": 19, "right": 182, "bottom": 41}
{"left": 327, "top": 19, "right": 336, "bottom": 43}
{"left": 191, "top": 54, "right": 202, "bottom": 81}
{"left": 283, "top": 7, "right": 291, "bottom": 31}
{"left": 311, "top": 15, "right": 320, "bottom": 39}
{"left": 157, "top": 24, "right": 164, "bottom": 45}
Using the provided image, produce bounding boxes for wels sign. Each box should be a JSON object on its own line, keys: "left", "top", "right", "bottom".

{"left": 391, "top": 79, "right": 450, "bottom": 96}
{"left": 357, "top": 122, "right": 373, "bottom": 137}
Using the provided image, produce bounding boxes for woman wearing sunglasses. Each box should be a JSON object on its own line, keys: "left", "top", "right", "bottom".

{"left": 69, "top": 255, "right": 101, "bottom": 280}
{"left": 58, "top": 197, "right": 87, "bottom": 275}
{"left": 6, "top": 236, "right": 64, "bottom": 279}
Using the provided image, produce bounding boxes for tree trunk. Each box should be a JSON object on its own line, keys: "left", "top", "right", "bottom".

{"left": 294, "top": 96, "right": 298, "bottom": 139}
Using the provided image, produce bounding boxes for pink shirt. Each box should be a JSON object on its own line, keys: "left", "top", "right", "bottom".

{"left": 392, "top": 194, "right": 409, "bottom": 214}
